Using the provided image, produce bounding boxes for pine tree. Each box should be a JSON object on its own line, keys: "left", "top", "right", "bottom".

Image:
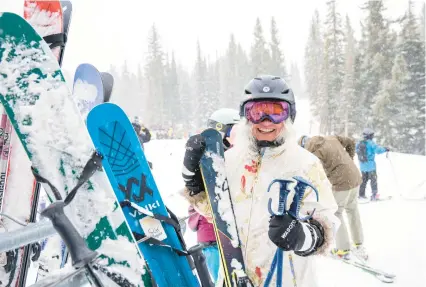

{"left": 340, "top": 15, "right": 357, "bottom": 136}
{"left": 177, "top": 64, "right": 194, "bottom": 133}
{"left": 304, "top": 10, "right": 324, "bottom": 124}
{"left": 269, "top": 17, "right": 287, "bottom": 79}
{"left": 420, "top": 2, "right": 425, "bottom": 42}
{"left": 373, "top": 55, "right": 409, "bottom": 150}
{"left": 223, "top": 34, "right": 239, "bottom": 108}
{"left": 166, "top": 52, "right": 180, "bottom": 124}
{"left": 236, "top": 43, "right": 251, "bottom": 101}
{"left": 321, "top": 0, "right": 345, "bottom": 134}
{"left": 194, "top": 40, "right": 209, "bottom": 128}
{"left": 289, "top": 63, "right": 304, "bottom": 99}
{"left": 397, "top": 0, "right": 426, "bottom": 154}
{"left": 356, "top": 0, "right": 394, "bottom": 130}
{"left": 250, "top": 18, "right": 270, "bottom": 76}
{"left": 144, "top": 24, "right": 165, "bottom": 126}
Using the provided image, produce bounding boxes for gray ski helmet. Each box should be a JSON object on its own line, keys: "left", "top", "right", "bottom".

{"left": 363, "top": 127, "right": 374, "bottom": 139}
{"left": 240, "top": 75, "right": 296, "bottom": 123}
{"left": 207, "top": 108, "right": 240, "bottom": 134}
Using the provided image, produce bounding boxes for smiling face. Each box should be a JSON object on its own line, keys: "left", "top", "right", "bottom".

{"left": 251, "top": 119, "right": 284, "bottom": 141}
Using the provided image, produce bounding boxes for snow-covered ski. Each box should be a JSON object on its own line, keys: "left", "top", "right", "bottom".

{"left": 21, "top": 1, "right": 74, "bottom": 284}
{"left": 358, "top": 195, "right": 393, "bottom": 204}
{"left": 335, "top": 257, "right": 395, "bottom": 283}
{"left": 200, "top": 128, "right": 253, "bottom": 287}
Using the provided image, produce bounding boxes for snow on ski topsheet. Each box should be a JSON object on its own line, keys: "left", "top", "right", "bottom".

{"left": 0, "top": 37, "right": 92, "bottom": 205}
{"left": 72, "top": 79, "right": 99, "bottom": 119}
{"left": 23, "top": 1, "right": 62, "bottom": 37}
{"left": 23, "top": 0, "right": 63, "bottom": 59}
{"left": 205, "top": 151, "right": 239, "bottom": 247}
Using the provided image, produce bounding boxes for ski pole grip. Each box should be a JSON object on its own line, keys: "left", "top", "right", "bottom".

{"left": 41, "top": 201, "right": 98, "bottom": 268}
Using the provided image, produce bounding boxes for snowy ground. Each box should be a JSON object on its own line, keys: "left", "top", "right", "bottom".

{"left": 144, "top": 138, "right": 426, "bottom": 287}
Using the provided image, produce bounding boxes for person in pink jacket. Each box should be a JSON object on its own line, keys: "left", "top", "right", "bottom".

{"left": 188, "top": 205, "right": 219, "bottom": 282}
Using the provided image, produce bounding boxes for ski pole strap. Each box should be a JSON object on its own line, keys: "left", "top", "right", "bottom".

{"left": 64, "top": 152, "right": 103, "bottom": 205}
{"left": 31, "top": 167, "right": 63, "bottom": 200}
{"left": 31, "top": 242, "right": 41, "bottom": 262}
{"left": 43, "top": 33, "right": 67, "bottom": 50}
{"left": 132, "top": 232, "right": 189, "bottom": 256}
{"left": 31, "top": 151, "right": 103, "bottom": 203}
{"left": 119, "top": 200, "right": 180, "bottom": 231}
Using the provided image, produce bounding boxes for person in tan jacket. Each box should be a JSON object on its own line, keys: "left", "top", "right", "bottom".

{"left": 298, "top": 135, "right": 368, "bottom": 261}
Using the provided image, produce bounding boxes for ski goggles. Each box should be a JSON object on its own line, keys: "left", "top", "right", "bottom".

{"left": 243, "top": 101, "right": 290, "bottom": 124}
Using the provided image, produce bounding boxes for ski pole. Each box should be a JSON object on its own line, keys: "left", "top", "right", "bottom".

{"left": 386, "top": 152, "right": 401, "bottom": 197}
{"left": 264, "top": 176, "right": 319, "bottom": 287}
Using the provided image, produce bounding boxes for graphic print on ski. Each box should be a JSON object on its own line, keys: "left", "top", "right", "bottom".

{"left": 24, "top": 0, "right": 72, "bottom": 66}
{"left": 200, "top": 128, "right": 253, "bottom": 287}
{"left": 73, "top": 64, "right": 105, "bottom": 119}
{"left": 87, "top": 103, "right": 200, "bottom": 287}
{"left": 0, "top": 12, "right": 146, "bottom": 285}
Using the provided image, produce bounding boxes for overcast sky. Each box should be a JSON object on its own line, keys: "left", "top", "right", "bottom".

{"left": 1, "top": 0, "right": 422, "bottom": 76}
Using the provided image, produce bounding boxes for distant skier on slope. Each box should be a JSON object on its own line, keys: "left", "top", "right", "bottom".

{"left": 132, "top": 116, "right": 153, "bottom": 168}
{"left": 132, "top": 116, "right": 151, "bottom": 149}
{"left": 356, "top": 128, "right": 389, "bottom": 201}
{"left": 181, "top": 75, "right": 339, "bottom": 287}
{"left": 182, "top": 108, "right": 239, "bottom": 193}
{"left": 298, "top": 135, "right": 368, "bottom": 261}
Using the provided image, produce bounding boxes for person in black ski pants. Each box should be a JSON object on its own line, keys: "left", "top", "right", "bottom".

{"left": 132, "top": 120, "right": 153, "bottom": 169}
{"left": 356, "top": 128, "right": 389, "bottom": 201}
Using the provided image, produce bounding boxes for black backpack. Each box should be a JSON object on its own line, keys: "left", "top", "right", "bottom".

{"left": 357, "top": 141, "right": 368, "bottom": 162}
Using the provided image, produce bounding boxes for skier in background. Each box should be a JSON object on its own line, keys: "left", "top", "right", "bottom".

{"left": 188, "top": 205, "right": 219, "bottom": 282}
{"left": 132, "top": 116, "right": 153, "bottom": 168}
{"left": 182, "top": 107, "right": 240, "bottom": 193}
{"left": 298, "top": 135, "right": 367, "bottom": 261}
{"left": 132, "top": 116, "right": 151, "bottom": 149}
{"left": 181, "top": 75, "right": 339, "bottom": 287}
{"left": 356, "top": 128, "right": 389, "bottom": 201}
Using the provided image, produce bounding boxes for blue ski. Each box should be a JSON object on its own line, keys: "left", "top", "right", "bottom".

{"left": 87, "top": 103, "right": 200, "bottom": 287}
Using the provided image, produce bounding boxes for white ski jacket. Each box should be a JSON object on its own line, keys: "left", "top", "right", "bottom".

{"left": 224, "top": 138, "right": 339, "bottom": 286}
{"left": 183, "top": 122, "right": 339, "bottom": 286}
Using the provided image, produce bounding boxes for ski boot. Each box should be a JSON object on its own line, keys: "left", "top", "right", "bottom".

{"left": 358, "top": 196, "right": 369, "bottom": 204}
{"left": 331, "top": 249, "right": 351, "bottom": 260}
{"left": 352, "top": 243, "right": 369, "bottom": 261}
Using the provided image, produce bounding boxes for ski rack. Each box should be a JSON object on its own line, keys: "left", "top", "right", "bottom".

{"left": 0, "top": 152, "right": 106, "bottom": 286}
{"left": 0, "top": 152, "right": 213, "bottom": 287}
{"left": 0, "top": 219, "right": 56, "bottom": 253}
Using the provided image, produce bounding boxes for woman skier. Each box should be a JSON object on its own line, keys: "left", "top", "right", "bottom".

{"left": 181, "top": 75, "right": 339, "bottom": 286}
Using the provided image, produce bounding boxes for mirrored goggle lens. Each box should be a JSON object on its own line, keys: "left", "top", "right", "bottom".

{"left": 244, "top": 101, "right": 289, "bottom": 124}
